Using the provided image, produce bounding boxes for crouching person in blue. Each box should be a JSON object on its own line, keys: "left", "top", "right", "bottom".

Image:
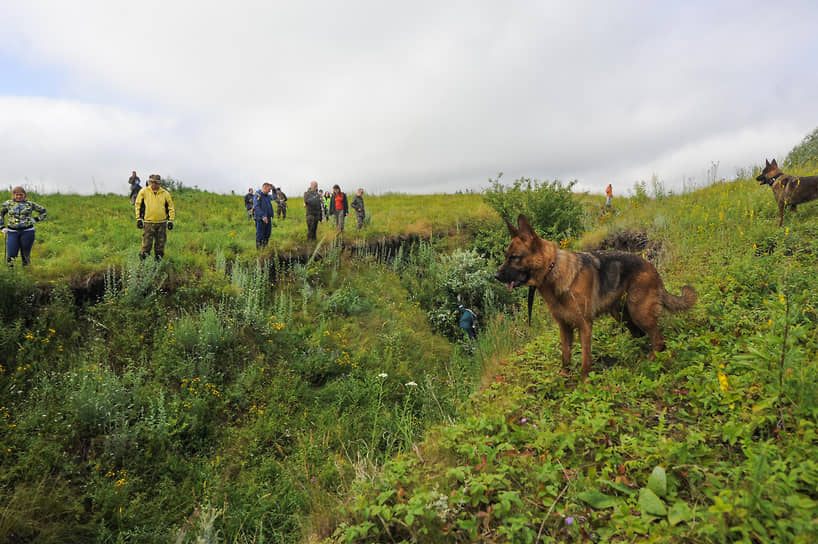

{"left": 457, "top": 296, "right": 478, "bottom": 341}
{"left": 253, "top": 183, "right": 275, "bottom": 249}
{"left": 1, "top": 186, "right": 47, "bottom": 267}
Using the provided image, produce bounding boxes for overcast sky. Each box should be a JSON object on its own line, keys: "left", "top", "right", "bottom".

{"left": 1, "top": 1, "right": 817, "bottom": 196}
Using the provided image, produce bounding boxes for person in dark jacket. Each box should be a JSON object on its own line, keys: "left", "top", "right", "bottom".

{"left": 350, "top": 188, "right": 365, "bottom": 230}
{"left": 303, "top": 181, "right": 324, "bottom": 240}
{"left": 457, "top": 296, "right": 477, "bottom": 341}
{"left": 244, "top": 187, "right": 254, "bottom": 219}
{"left": 253, "top": 183, "right": 275, "bottom": 249}
{"left": 330, "top": 184, "right": 349, "bottom": 232}
{"left": 276, "top": 189, "right": 287, "bottom": 219}
{"left": 128, "top": 171, "right": 142, "bottom": 205}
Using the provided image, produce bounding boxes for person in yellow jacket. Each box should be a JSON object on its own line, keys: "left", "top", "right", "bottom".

{"left": 134, "top": 174, "right": 176, "bottom": 261}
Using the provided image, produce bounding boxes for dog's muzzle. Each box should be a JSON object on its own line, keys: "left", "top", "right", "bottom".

{"left": 495, "top": 268, "right": 528, "bottom": 290}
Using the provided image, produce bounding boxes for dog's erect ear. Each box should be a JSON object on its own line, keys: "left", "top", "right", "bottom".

{"left": 765, "top": 159, "right": 771, "bottom": 167}
{"left": 505, "top": 216, "right": 518, "bottom": 237}
{"left": 517, "top": 214, "right": 537, "bottom": 240}
{"left": 771, "top": 159, "right": 778, "bottom": 167}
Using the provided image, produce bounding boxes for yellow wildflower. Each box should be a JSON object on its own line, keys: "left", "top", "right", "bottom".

{"left": 718, "top": 372, "right": 729, "bottom": 392}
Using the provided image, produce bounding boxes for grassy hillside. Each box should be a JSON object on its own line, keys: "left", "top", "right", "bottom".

{"left": 0, "top": 188, "right": 506, "bottom": 543}
{"left": 326, "top": 175, "right": 818, "bottom": 542}
{"left": 2, "top": 173, "right": 817, "bottom": 543}
{"left": 0, "top": 189, "right": 496, "bottom": 282}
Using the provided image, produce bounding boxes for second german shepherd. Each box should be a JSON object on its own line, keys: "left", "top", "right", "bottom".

{"left": 495, "top": 214, "right": 697, "bottom": 379}
{"left": 756, "top": 158, "right": 818, "bottom": 226}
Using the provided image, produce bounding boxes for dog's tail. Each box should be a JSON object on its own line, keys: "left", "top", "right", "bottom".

{"left": 661, "top": 285, "right": 697, "bottom": 313}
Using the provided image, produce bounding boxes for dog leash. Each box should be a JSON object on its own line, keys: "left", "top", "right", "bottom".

{"left": 527, "top": 286, "right": 535, "bottom": 326}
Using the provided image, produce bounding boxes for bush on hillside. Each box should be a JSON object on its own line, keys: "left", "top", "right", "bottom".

{"left": 162, "top": 177, "right": 200, "bottom": 194}
{"left": 476, "top": 174, "right": 585, "bottom": 259}
{"left": 392, "top": 245, "right": 514, "bottom": 341}
{"left": 0, "top": 272, "right": 38, "bottom": 321}
{"left": 783, "top": 126, "right": 818, "bottom": 169}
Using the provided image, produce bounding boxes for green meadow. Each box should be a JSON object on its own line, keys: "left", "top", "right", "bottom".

{"left": 1, "top": 164, "right": 817, "bottom": 543}
{"left": 10, "top": 189, "right": 496, "bottom": 281}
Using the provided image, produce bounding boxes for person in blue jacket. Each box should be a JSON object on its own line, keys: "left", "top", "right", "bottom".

{"left": 253, "top": 183, "right": 275, "bottom": 249}
{"left": 457, "top": 295, "right": 478, "bottom": 341}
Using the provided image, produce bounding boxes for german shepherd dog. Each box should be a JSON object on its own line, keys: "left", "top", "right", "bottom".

{"left": 495, "top": 214, "right": 697, "bottom": 379}
{"left": 756, "top": 159, "right": 818, "bottom": 226}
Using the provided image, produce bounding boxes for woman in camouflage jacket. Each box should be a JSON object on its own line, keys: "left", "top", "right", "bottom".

{"left": 0, "top": 186, "right": 47, "bottom": 266}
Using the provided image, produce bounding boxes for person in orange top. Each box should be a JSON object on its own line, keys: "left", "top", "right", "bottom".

{"left": 605, "top": 184, "right": 613, "bottom": 209}
{"left": 331, "top": 184, "right": 349, "bottom": 232}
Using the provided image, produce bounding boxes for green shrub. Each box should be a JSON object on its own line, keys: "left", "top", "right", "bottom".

{"left": 783, "top": 125, "right": 818, "bottom": 168}
{"left": 104, "top": 257, "right": 166, "bottom": 305}
{"left": 324, "top": 285, "right": 369, "bottom": 315}
{"left": 478, "top": 174, "right": 585, "bottom": 259}
{"left": 153, "top": 305, "right": 238, "bottom": 383}
{"left": 393, "top": 244, "right": 512, "bottom": 339}
{"left": 0, "top": 271, "right": 37, "bottom": 321}
{"left": 230, "top": 259, "right": 271, "bottom": 327}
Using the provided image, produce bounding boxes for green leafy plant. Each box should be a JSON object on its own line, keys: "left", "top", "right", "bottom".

{"left": 477, "top": 174, "right": 585, "bottom": 259}
{"left": 783, "top": 125, "right": 818, "bottom": 168}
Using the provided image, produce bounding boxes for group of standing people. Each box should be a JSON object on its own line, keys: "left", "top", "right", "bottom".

{"left": 1, "top": 170, "right": 174, "bottom": 268}
{"left": 2, "top": 171, "right": 367, "bottom": 268}
{"left": 245, "top": 186, "right": 288, "bottom": 221}
{"left": 240, "top": 179, "right": 366, "bottom": 248}
{"left": 301, "top": 182, "right": 366, "bottom": 240}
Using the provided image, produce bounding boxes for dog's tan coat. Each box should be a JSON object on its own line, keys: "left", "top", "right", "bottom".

{"left": 495, "top": 214, "right": 696, "bottom": 378}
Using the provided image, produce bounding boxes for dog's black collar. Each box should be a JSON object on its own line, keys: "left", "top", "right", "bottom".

{"left": 770, "top": 172, "right": 784, "bottom": 181}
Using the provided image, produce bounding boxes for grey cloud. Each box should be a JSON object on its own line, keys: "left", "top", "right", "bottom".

{"left": 1, "top": 2, "right": 817, "bottom": 196}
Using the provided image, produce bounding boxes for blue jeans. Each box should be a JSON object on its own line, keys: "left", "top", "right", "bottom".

{"left": 255, "top": 218, "right": 272, "bottom": 248}
{"left": 6, "top": 228, "right": 36, "bottom": 265}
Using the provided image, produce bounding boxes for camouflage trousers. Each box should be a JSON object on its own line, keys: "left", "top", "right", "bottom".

{"left": 140, "top": 222, "right": 167, "bottom": 260}
{"left": 306, "top": 212, "right": 320, "bottom": 240}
